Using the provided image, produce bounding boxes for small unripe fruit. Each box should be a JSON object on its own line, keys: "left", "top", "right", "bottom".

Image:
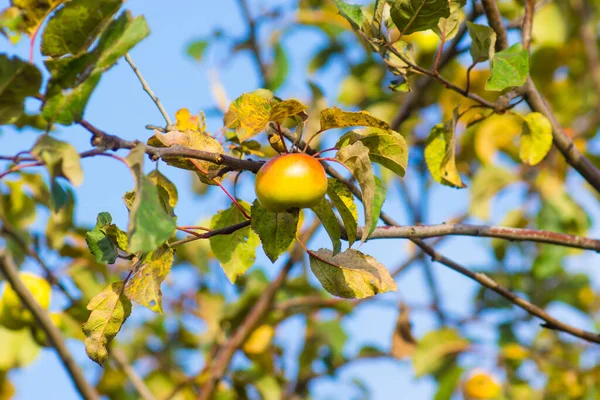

{"left": 0, "top": 272, "right": 52, "bottom": 330}
{"left": 255, "top": 153, "right": 327, "bottom": 212}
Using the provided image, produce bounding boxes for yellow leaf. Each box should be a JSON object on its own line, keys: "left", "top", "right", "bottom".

{"left": 463, "top": 370, "right": 501, "bottom": 399}
{"left": 242, "top": 324, "right": 275, "bottom": 355}
{"left": 501, "top": 343, "right": 528, "bottom": 360}
{"left": 224, "top": 93, "right": 272, "bottom": 141}
{"left": 474, "top": 114, "right": 521, "bottom": 165}
{"left": 320, "top": 106, "right": 390, "bottom": 132}
{"left": 425, "top": 120, "right": 466, "bottom": 188}
{"left": 175, "top": 108, "right": 201, "bottom": 131}
{"left": 11, "top": 0, "right": 65, "bottom": 36}
{"left": 519, "top": 112, "right": 553, "bottom": 166}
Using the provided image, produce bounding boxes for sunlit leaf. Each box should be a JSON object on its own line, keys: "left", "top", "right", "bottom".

{"left": 425, "top": 117, "right": 466, "bottom": 188}
{"left": 82, "top": 281, "right": 132, "bottom": 365}
{"left": 174, "top": 107, "right": 200, "bottom": 131}
{"left": 9, "top": 0, "right": 65, "bottom": 36}
{"left": 0, "top": 326, "right": 40, "bottom": 369}
{"left": 519, "top": 112, "right": 552, "bottom": 166}
{"left": 210, "top": 201, "right": 259, "bottom": 283}
{"left": 41, "top": 0, "right": 122, "bottom": 57}
{"left": 309, "top": 248, "right": 397, "bottom": 299}
{"left": 336, "top": 141, "right": 376, "bottom": 242}
{"left": 0, "top": 55, "right": 42, "bottom": 124}
{"left": 389, "top": 0, "right": 450, "bottom": 35}
{"left": 242, "top": 324, "right": 275, "bottom": 355}
{"left": 327, "top": 178, "right": 358, "bottom": 247}
{"left": 486, "top": 43, "right": 529, "bottom": 91}
{"left": 310, "top": 197, "right": 342, "bottom": 254}
{"left": 251, "top": 200, "right": 298, "bottom": 263}
{"left": 224, "top": 93, "right": 272, "bottom": 141}
{"left": 332, "top": 0, "right": 367, "bottom": 31}
{"left": 433, "top": 0, "right": 464, "bottom": 41}
{"left": 321, "top": 106, "right": 390, "bottom": 132}
{"left": 413, "top": 328, "right": 469, "bottom": 376}
{"left": 31, "top": 134, "right": 84, "bottom": 186}
{"left": 124, "top": 245, "right": 174, "bottom": 313}
{"left": 269, "top": 99, "right": 307, "bottom": 123}
{"left": 126, "top": 144, "right": 176, "bottom": 253}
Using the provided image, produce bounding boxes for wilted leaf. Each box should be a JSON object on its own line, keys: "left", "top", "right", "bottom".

{"left": 466, "top": 21, "right": 496, "bottom": 62}
{"left": 41, "top": 0, "right": 122, "bottom": 57}
{"left": 519, "top": 112, "right": 552, "bottom": 166}
{"left": 251, "top": 200, "right": 298, "bottom": 263}
{"left": 336, "top": 129, "right": 408, "bottom": 176}
{"left": 470, "top": 165, "right": 516, "bottom": 220}
{"left": 391, "top": 304, "right": 417, "bottom": 359}
{"left": 486, "top": 43, "right": 529, "bottom": 91}
{"left": 413, "top": 328, "right": 469, "bottom": 377}
{"left": 269, "top": 99, "right": 307, "bottom": 123}
{"left": 310, "top": 197, "right": 342, "bottom": 254}
{"left": 327, "top": 178, "right": 358, "bottom": 246}
{"left": 0, "top": 55, "right": 42, "bottom": 124}
{"left": 389, "top": 0, "right": 450, "bottom": 35}
{"left": 425, "top": 117, "right": 465, "bottom": 188}
{"left": 124, "top": 245, "right": 174, "bottom": 313}
{"left": 309, "top": 248, "right": 397, "bottom": 299}
{"left": 31, "top": 134, "right": 84, "bottom": 186}
{"left": 224, "top": 93, "right": 272, "bottom": 141}
{"left": 82, "top": 282, "right": 132, "bottom": 365}
{"left": 321, "top": 106, "right": 390, "bottom": 132}
{"left": 210, "top": 202, "right": 259, "bottom": 283}
{"left": 126, "top": 144, "right": 176, "bottom": 253}
{"left": 336, "top": 141, "right": 376, "bottom": 242}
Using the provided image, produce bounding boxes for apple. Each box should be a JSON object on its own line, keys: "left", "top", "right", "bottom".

{"left": 462, "top": 369, "right": 501, "bottom": 399}
{"left": 0, "top": 272, "right": 52, "bottom": 330}
{"left": 254, "top": 153, "right": 327, "bottom": 212}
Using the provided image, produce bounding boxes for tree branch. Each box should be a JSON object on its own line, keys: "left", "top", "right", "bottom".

{"left": 168, "top": 220, "right": 251, "bottom": 247}
{"left": 480, "top": 0, "right": 508, "bottom": 51}
{"left": 521, "top": 0, "right": 535, "bottom": 50}
{"left": 0, "top": 253, "right": 99, "bottom": 400}
{"left": 111, "top": 349, "right": 156, "bottom": 400}
{"left": 124, "top": 54, "right": 173, "bottom": 127}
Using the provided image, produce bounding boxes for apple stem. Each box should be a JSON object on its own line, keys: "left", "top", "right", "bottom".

{"left": 312, "top": 147, "right": 339, "bottom": 158}
{"left": 190, "top": 159, "right": 251, "bottom": 220}
{"left": 315, "top": 157, "right": 352, "bottom": 175}
{"left": 303, "top": 129, "right": 323, "bottom": 153}
{"left": 276, "top": 122, "right": 289, "bottom": 154}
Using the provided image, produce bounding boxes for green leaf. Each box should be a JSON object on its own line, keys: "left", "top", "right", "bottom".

{"left": 336, "top": 141, "right": 376, "bottom": 243}
{"left": 315, "top": 319, "right": 347, "bottom": 365}
{"left": 147, "top": 170, "right": 178, "bottom": 216}
{"left": 332, "top": 0, "right": 366, "bottom": 31}
{"left": 250, "top": 200, "right": 298, "bottom": 263}
{"left": 223, "top": 93, "right": 272, "bottom": 142}
{"left": 125, "top": 144, "right": 176, "bottom": 253}
{"left": 470, "top": 165, "right": 516, "bottom": 220}
{"left": 424, "top": 117, "right": 465, "bottom": 188}
{"left": 269, "top": 99, "right": 307, "bottom": 123}
{"left": 267, "top": 43, "right": 289, "bottom": 91}
{"left": 124, "top": 245, "right": 174, "bottom": 313}
{"left": 210, "top": 202, "right": 259, "bottom": 283}
{"left": 85, "top": 212, "right": 121, "bottom": 264}
{"left": 8, "top": 0, "right": 66, "bottom": 36}
{"left": 31, "top": 134, "right": 84, "bottom": 186}
{"left": 336, "top": 128, "right": 408, "bottom": 176}
{"left": 327, "top": 178, "right": 358, "bottom": 247}
{"left": 186, "top": 39, "right": 209, "bottom": 62}
{"left": 321, "top": 106, "right": 390, "bottom": 132}
{"left": 413, "top": 328, "right": 469, "bottom": 377}
{"left": 519, "top": 112, "right": 552, "bottom": 166}
{"left": 389, "top": 0, "right": 451, "bottom": 35}
{"left": 0, "top": 327, "right": 40, "bottom": 370}
{"left": 41, "top": 0, "right": 122, "bottom": 57}
{"left": 369, "top": 177, "right": 386, "bottom": 237}
{"left": 0, "top": 55, "right": 42, "bottom": 124}
{"left": 466, "top": 21, "right": 496, "bottom": 62}
{"left": 255, "top": 375, "right": 283, "bottom": 400}
{"left": 433, "top": 0, "right": 464, "bottom": 41}
{"left": 309, "top": 248, "right": 397, "bottom": 299}
{"left": 310, "top": 198, "right": 342, "bottom": 255}
{"left": 94, "top": 11, "right": 150, "bottom": 70}
{"left": 485, "top": 43, "right": 529, "bottom": 91}
{"left": 49, "top": 179, "right": 68, "bottom": 212}
{"left": 41, "top": 71, "right": 101, "bottom": 125}
{"left": 82, "top": 281, "right": 132, "bottom": 365}
{"left": 46, "top": 184, "right": 75, "bottom": 248}
{"left": 434, "top": 364, "right": 464, "bottom": 400}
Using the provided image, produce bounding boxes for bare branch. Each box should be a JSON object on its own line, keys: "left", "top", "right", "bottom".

{"left": 0, "top": 253, "right": 99, "bottom": 400}
{"left": 111, "top": 349, "right": 156, "bottom": 400}
{"left": 521, "top": 0, "right": 535, "bottom": 50}
{"left": 124, "top": 54, "right": 173, "bottom": 127}
{"left": 480, "top": 0, "right": 508, "bottom": 51}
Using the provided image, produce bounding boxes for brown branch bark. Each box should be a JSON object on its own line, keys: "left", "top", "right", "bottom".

{"left": 480, "top": 0, "right": 508, "bottom": 51}
{"left": 0, "top": 253, "right": 99, "bottom": 400}
{"left": 111, "top": 349, "right": 156, "bottom": 400}
{"left": 521, "top": 0, "right": 535, "bottom": 50}
{"left": 168, "top": 220, "right": 251, "bottom": 247}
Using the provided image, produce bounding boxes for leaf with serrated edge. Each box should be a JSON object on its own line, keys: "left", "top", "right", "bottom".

{"left": 327, "top": 178, "right": 358, "bottom": 246}
{"left": 210, "top": 202, "right": 259, "bottom": 282}
{"left": 250, "top": 200, "right": 298, "bottom": 263}
{"left": 310, "top": 198, "right": 342, "bottom": 254}
{"left": 124, "top": 245, "right": 173, "bottom": 313}
{"left": 337, "top": 141, "right": 377, "bottom": 242}
{"left": 126, "top": 144, "right": 176, "bottom": 253}
{"left": 82, "top": 282, "right": 131, "bottom": 365}
{"left": 321, "top": 106, "right": 390, "bottom": 132}
{"left": 486, "top": 43, "right": 529, "bottom": 91}
{"left": 389, "top": 0, "right": 451, "bottom": 36}
{"left": 519, "top": 112, "right": 552, "bottom": 166}
{"left": 309, "top": 248, "right": 397, "bottom": 299}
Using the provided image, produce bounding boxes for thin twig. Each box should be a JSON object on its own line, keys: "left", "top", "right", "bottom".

{"left": 522, "top": 0, "right": 535, "bottom": 50}
{"left": 168, "top": 221, "right": 250, "bottom": 247}
{"left": 124, "top": 54, "right": 172, "bottom": 126}
{"left": 0, "top": 253, "right": 99, "bottom": 400}
{"left": 111, "top": 349, "right": 156, "bottom": 400}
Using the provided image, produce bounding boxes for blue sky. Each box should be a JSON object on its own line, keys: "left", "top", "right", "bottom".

{"left": 2, "top": 0, "right": 600, "bottom": 399}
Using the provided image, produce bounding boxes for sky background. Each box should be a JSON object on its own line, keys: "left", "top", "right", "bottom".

{"left": 1, "top": 0, "right": 600, "bottom": 399}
